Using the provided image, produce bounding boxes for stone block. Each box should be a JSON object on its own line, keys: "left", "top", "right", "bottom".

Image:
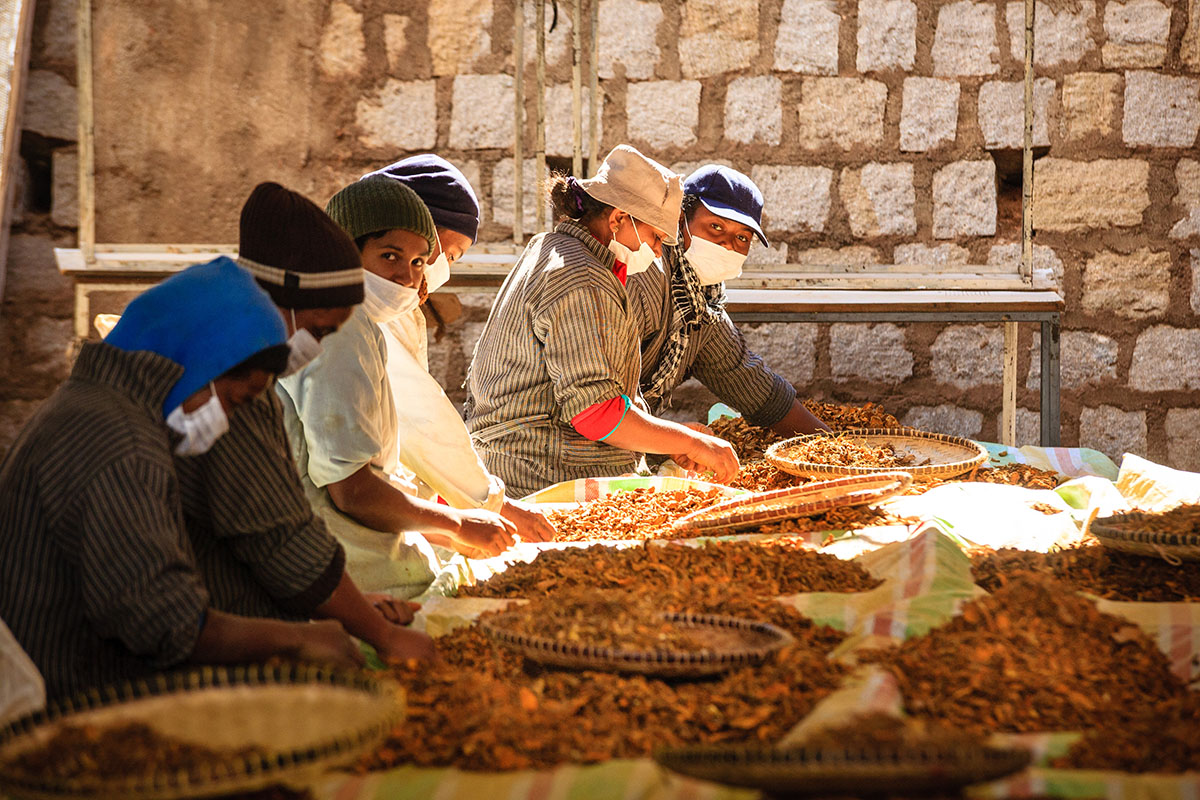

{"left": 0, "top": 400, "right": 43, "bottom": 462}
{"left": 50, "top": 148, "right": 78, "bottom": 229}
{"left": 1082, "top": 248, "right": 1170, "bottom": 319}
{"left": 857, "top": 0, "right": 917, "bottom": 72}
{"left": 318, "top": 2, "right": 365, "bottom": 78}
{"left": 725, "top": 76, "right": 783, "bottom": 146}
{"left": 679, "top": 0, "right": 760, "bottom": 78}
{"left": 429, "top": 0, "right": 492, "bottom": 75}
{"left": 627, "top": 81, "right": 701, "bottom": 150}
{"left": 1005, "top": 1, "right": 1096, "bottom": 66}
{"left": 1185, "top": 0, "right": 1200, "bottom": 71}
{"left": 491, "top": 158, "right": 551, "bottom": 234}
{"left": 21, "top": 318, "right": 73, "bottom": 381}
{"left": 1027, "top": 330, "right": 1118, "bottom": 390}
{"left": 449, "top": 75, "right": 515, "bottom": 150}
{"left": 1129, "top": 325, "right": 1200, "bottom": 390}
{"left": 1172, "top": 160, "right": 1200, "bottom": 239}
{"left": 902, "top": 404, "right": 983, "bottom": 437}
{"left": 987, "top": 243, "right": 1064, "bottom": 289}
{"left": 37, "top": 0, "right": 76, "bottom": 70}
{"left": 794, "top": 246, "right": 881, "bottom": 266}
{"left": 23, "top": 70, "right": 76, "bottom": 141}
{"left": 355, "top": 79, "right": 437, "bottom": 150}
{"left": 893, "top": 243, "right": 971, "bottom": 265}
{"left": 519, "top": 0, "right": 574, "bottom": 70}
{"left": 4, "top": 234, "right": 74, "bottom": 306}
{"left": 1124, "top": 72, "right": 1200, "bottom": 148}
{"left": 1002, "top": 407, "right": 1042, "bottom": 447}
{"left": 775, "top": 0, "right": 840, "bottom": 75}
{"left": 384, "top": 14, "right": 412, "bottom": 74}
{"left": 598, "top": 0, "right": 662, "bottom": 79}
{"left": 1033, "top": 158, "right": 1149, "bottom": 231}
{"left": 932, "top": 160, "right": 997, "bottom": 238}
{"left": 840, "top": 163, "right": 916, "bottom": 237}
{"left": 899, "top": 78, "right": 960, "bottom": 152}
{"left": 932, "top": 1, "right": 999, "bottom": 77}
{"left": 746, "top": 242, "right": 789, "bottom": 266}
{"left": 545, "top": 85, "right": 602, "bottom": 158}
{"left": 977, "top": 78, "right": 1054, "bottom": 149}
{"left": 1166, "top": 409, "right": 1200, "bottom": 471}
{"left": 1103, "top": 0, "right": 1171, "bottom": 68}
{"left": 931, "top": 325, "right": 1004, "bottom": 389}
{"left": 750, "top": 165, "right": 834, "bottom": 232}
{"left": 1079, "top": 406, "right": 1147, "bottom": 460}
{"left": 740, "top": 323, "right": 819, "bottom": 384}
{"left": 1191, "top": 249, "right": 1200, "bottom": 314}
{"left": 796, "top": 78, "right": 887, "bottom": 150}
{"left": 1061, "top": 72, "right": 1121, "bottom": 141}
{"left": 830, "top": 323, "right": 914, "bottom": 382}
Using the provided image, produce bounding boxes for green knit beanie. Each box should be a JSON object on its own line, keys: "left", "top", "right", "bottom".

{"left": 325, "top": 175, "right": 437, "bottom": 255}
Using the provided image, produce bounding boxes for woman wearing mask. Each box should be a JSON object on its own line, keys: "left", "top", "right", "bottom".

{"left": 464, "top": 145, "right": 739, "bottom": 498}
{"left": 629, "top": 165, "right": 830, "bottom": 436}
{"left": 278, "top": 176, "right": 517, "bottom": 598}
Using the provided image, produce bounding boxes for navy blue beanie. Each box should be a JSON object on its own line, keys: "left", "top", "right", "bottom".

{"left": 362, "top": 155, "right": 480, "bottom": 243}
{"left": 106, "top": 257, "right": 288, "bottom": 415}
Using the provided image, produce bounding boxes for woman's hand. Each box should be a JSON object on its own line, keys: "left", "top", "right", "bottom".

{"left": 290, "top": 620, "right": 367, "bottom": 669}
{"left": 451, "top": 508, "right": 518, "bottom": 556}
{"left": 500, "top": 498, "right": 556, "bottom": 543}
{"left": 373, "top": 626, "right": 437, "bottom": 665}
{"left": 674, "top": 431, "right": 740, "bottom": 484}
{"left": 366, "top": 594, "right": 421, "bottom": 625}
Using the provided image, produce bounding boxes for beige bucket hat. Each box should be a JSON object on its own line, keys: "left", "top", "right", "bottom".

{"left": 578, "top": 145, "right": 683, "bottom": 245}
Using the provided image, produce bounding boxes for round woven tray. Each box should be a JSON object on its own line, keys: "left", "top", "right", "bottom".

{"left": 671, "top": 472, "right": 913, "bottom": 534}
{"left": 0, "top": 664, "right": 402, "bottom": 800}
{"left": 1091, "top": 512, "right": 1200, "bottom": 562}
{"left": 480, "top": 611, "right": 793, "bottom": 678}
{"left": 765, "top": 428, "right": 987, "bottom": 481}
{"left": 654, "top": 742, "right": 1032, "bottom": 795}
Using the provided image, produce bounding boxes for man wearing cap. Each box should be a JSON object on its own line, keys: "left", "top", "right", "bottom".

{"left": 464, "top": 145, "right": 739, "bottom": 497}
{"left": 630, "top": 165, "right": 830, "bottom": 438}
{"left": 0, "top": 258, "right": 365, "bottom": 699}
{"left": 176, "top": 182, "right": 435, "bottom": 664}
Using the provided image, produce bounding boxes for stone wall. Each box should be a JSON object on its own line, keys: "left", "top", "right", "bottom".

{"left": 3, "top": 0, "right": 1200, "bottom": 468}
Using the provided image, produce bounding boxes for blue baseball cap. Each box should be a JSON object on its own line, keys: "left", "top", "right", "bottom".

{"left": 682, "top": 165, "right": 768, "bottom": 247}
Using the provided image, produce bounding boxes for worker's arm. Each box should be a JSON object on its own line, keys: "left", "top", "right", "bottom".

{"left": 190, "top": 608, "right": 365, "bottom": 669}
{"left": 599, "top": 405, "right": 740, "bottom": 483}
{"left": 313, "top": 570, "right": 435, "bottom": 663}
{"left": 770, "top": 397, "right": 831, "bottom": 436}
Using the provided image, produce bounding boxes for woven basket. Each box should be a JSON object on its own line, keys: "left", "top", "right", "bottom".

{"left": 1091, "top": 512, "right": 1200, "bottom": 563}
{"left": 0, "top": 664, "right": 402, "bottom": 800}
{"left": 765, "top": 428, "right": 987, "bottom": 481}
{"left": 671, "top": 472, "right": 912, "bottom": 535}
{"left": 479, "top": 611, "right": 793, "bottom": 679}
{"left": 654, "top": 742, "right": 1031, "bottom": 796}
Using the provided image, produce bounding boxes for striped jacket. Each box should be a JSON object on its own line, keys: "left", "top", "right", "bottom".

{"left": 175, "top": 389, "right": 345, "bottom": 621}
{"left": 627, "top": 248, "right": 796, "bottom": 427}
{"left": 464, "top": 222, "right": 644, "bottom": 497}
{"left": 0, "top": 343, "right": 210, "bottom": 698}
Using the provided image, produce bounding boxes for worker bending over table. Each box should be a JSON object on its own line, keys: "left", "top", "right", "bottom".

{"left": 463, "top": 144, "right": 739, "bottom": 498}
{"left": 630, "top": 164, "right": 829, "bottom": 436}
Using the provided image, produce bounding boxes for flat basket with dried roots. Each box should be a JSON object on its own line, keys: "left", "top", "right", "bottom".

{"left": 479, "top": 611, "right": 794, "bottom": 679}
{"left": 654, "top": 741, "right": 1032, "bottom": 796}
{"left": 765, "top": 429, "right": 987, "bottom": 481}
{"left": 1091, "top": 508, "right": 1200, "bottom": 563}
{"left": 0, "top": 664, "right": 402, "bottom": 800}
{"left": 671, "top": 472, "right": 912, "bottom": 534}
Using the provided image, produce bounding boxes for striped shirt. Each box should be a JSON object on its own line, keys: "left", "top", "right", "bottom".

{"left": 175, "top": 389, "right": 345, "bottom": 621}
{"left": 464, "top": 222, "right": 644, "bottom": 497}
{"left": 0, "top": 342, "right": 210, "bottom": 699}
{"left": 627, "top": 246, "right": 796, "bottom": 427}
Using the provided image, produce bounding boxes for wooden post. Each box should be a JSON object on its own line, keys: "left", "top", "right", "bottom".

{"left": 572, "top": 0, "right": 583, "bottom": 177}
{"left": 513, "top": 0, "right": 525, "bottom": 245}
{"left": 77, "top": 0, "right": 96, "bottom": 265}
{"left": 0, "top": 0, "right": 37, "bottom": 305}
{"left": 588, "top": 0, "right": 599, "bottom": 176}
{"left": 535, "top": 0, "right": 546, "bottom": 231}
{"left": 1002, "top": 322, "right": 1018, "bottom": 446}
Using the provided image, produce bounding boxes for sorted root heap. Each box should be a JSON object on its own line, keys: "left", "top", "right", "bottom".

{"left": 549, "top": 487, "right": 724, "bottom": 542}
{"left": 803, "top": 400, "right": 901, "bottom": 431}
{"left": 775, "top": 434, "right": 919, "bottom": 469}
{"left": 364, "top": 592, "right": 848, "bottom": 772}
{"left": 4, "top": 722, "right": 265, "bottom": 783}
{"left": 795, "top": 712, "right": 987, "bottom": 751}
{"left": 863, "top": 575, "right": 1188, "bottom": 734}
{"left": 1098, "top": 503, "right": 1200, "bottom": 536}
{"left": 971, "top": 543, "right": 1200, "bottom": 602}
{"left": 1052, "top": 693, "right": 1200, "bottom": 772}
{"left": 458, "top": 539, "right": 882, "bottom": 600}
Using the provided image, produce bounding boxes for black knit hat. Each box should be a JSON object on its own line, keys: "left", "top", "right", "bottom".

{"left": 325, "top": 175, "right": 437, "bottom": 255}
{"left": 363, "top": 155, "right": 480, "bottom": 243}
{"left": 238, "top": 182, "right": 364, "bottom": 310}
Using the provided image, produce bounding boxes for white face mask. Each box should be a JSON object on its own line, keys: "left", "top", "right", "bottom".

{"left": 283, "top": 307, "right": 323, "bottom": 377}
{"left": 166, "top": 382, "right": 229, "bottom": 456}
{"left": 608, "top": 216, "right": 658, "bottom": 276}
{"left": 362, "top": 270, "right": 420, "bottom": 323}
{"left": 684, "top": 219, "right": 748, "bottom": 285}
{"left": 425, "top": 232, "right": 452, "bottom": 294}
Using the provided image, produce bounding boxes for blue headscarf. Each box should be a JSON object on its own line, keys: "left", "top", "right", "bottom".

{"left": 106, "top": 257, "right": 287, "bottom": 415}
